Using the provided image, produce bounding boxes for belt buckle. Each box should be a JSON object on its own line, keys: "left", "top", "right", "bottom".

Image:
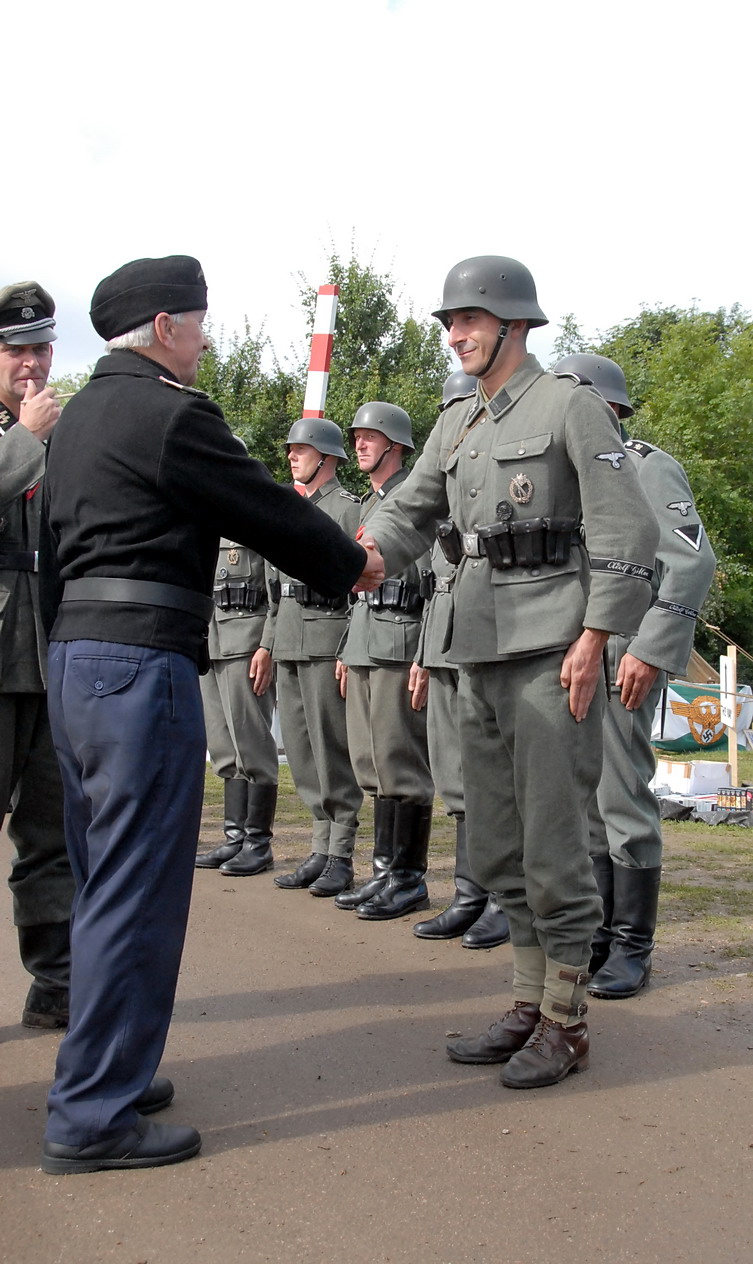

{"left": 462, "top": 532, "right": 481, "bottom": 559}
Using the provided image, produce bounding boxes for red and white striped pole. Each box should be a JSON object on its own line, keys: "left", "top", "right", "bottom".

{"left": 301, "top": 284, "right": 339, "bottom": 418}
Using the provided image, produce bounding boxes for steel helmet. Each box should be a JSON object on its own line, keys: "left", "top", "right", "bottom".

{"left": 348, "top": 401, "right": 414, "bottom": 451}
{"left": 432, "top": 256, "right": 548, "bottom": 329}
{"left": 286, "top": 417, "right": 348, "bottom": 460}
{"left": 442, "top": 370, "right": 477, "bottom": 408}
{"left": 553, "top": 353, "right": 634, "bottom": 418}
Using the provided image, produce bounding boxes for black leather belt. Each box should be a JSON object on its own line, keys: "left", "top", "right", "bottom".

{"left": 62, "top": 578, "right": 215, "bottom": 623}
{"left": 0, "top": 550, "right": 37, "bottom": 571}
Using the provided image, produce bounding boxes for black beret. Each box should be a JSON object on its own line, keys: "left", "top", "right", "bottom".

{"left": 90, "top": 255, "right": 208, "bottom": 341}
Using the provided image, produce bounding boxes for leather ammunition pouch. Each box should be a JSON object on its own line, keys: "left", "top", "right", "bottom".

{"left": 459, "top": 517, "right": 581, "bottom": 570}
{"left": 359, "top": 579, "right": 423, "bottom": 615}
{"left": 213, "top": 581, "right": 266, "bottom": 613}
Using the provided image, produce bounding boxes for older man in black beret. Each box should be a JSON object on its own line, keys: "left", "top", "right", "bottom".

{"left": 0, "top": 282, "right": 75, "bottom": 1031}
{"left": 38, "top": 255, "right": 383, "bottom": 1174}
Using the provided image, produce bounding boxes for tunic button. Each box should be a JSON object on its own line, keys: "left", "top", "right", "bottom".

{"left": 94, "top": 680, "right": 104, "bottom": 691}
{"left": 518, "top": 447, "right": 526, "bottom": 455}
{"left": 395, "top": 616, "right": 403, "bottom": 623}
{"left": 471, "top": 561, "right": 479, "bottom": 569}
{"left": 469, "top": 488, "right": 478, "bottom": 498}
{"left": 469, "top": 449, "right": 478, "bottom": 459}
{"left": 219, "top": 567, "right": 228, "bottom": 579}
{"left": 530, "top": 569, "right": 540, "bottom": 577}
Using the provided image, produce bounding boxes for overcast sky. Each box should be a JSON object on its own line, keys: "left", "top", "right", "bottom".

{"left": 7, "top": 0, "right": 751, "bottom": 378}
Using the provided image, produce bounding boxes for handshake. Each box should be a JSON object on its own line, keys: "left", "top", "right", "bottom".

{"left": 354, "top": 533, "right": 384, "bottom": 592}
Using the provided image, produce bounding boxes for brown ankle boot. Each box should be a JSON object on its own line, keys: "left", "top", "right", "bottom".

{"left": 500, "top": 1015, "right": 589, "bottom": 1088}
{"left": 446, "top": 1002, "right": 541, "bottom": 1064}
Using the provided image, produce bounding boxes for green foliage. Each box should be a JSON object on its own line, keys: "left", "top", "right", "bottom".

{"left": 592, "top": 305, "right": 753, "bottom": 679}
{"left": 549, "top": 312, "right": 587, "bottom": 363}
{"left": 49, "top": 369, "right": 91, "bottom": 404}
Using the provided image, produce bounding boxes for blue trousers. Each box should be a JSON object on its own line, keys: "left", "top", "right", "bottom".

{"left": 45, "top": 640, "right": 206, "bottom": 1146}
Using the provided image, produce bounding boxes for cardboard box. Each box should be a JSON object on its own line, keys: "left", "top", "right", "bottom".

{"left": 654, "top": 759, "right": 731, "bottom": 796}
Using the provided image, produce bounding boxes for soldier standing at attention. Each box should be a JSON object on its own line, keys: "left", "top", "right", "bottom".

{"left": 554, "top": 353, "right": 716, "bottom": 999}
{"left": 413, "top": 372, "right": 510, "bottom": 950}
{"left": 0, "top": 283, "right": 74, "bottom": 1029}
{"left": 272, "top": 418, "right": 363, "bottom": 897}
{"left": 195, "top": 520, "right": 278, "bottom": 877}
{"left": 357, "top": 257, "right": 659, "bottom": 1086}
{"left": 335, "top": 403, "right": 435, "bottom": 922}
{"left": 38, "top": 255, "right": 382, "bottom": 1173}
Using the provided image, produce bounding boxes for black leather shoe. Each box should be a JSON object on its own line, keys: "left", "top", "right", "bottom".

{"left": 134, "top": 1076, "right": 174, "bottom": 1115}
{"left": 413, "top": 895, "right": 486, "bottom": 940}
{"left": 461, "top": 895, "right": 511, "bottom": 950}
{"left": 309, "top": 856, "right": 354, "bottom": 897}
{"left": 500, "top": 1016, "right": 589, "bottom": 1088}
{"left": 41, "top": 1117, "right": 201, "bottom": 1174}
{"left": 274, "top": 853, "right": 328, "bottom": 889}
{"left": 195, "top": 840, "right": 243, "bottom": 869}
{"left": 219, "top": 842, "right": 273, "bottom": 876}
{"left": 22, "top": 983, "right": 69, "bottom": 1030}
{"left": 335, "top": 874, "right": 387, "bottom": 910}
{"left": 446, "top": 1003, "right": 541, "bottom": 1064}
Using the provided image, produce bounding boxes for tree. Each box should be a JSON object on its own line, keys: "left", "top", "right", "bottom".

{"left": 49, "top": 369, "right": 91, "bottom": 403}
{"left": 549, "top": 312, "right": 586, "bottom": 364}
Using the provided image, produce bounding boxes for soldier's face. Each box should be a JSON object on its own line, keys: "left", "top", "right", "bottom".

{"left": 0, "top": 340, "right": 53, "bottom": 408}
{"left": 352, "top": 429, "right": 392, "bottom": 474}
{"left": 169, "top": 310, "right": 209, "bottom": 385}
{"left": 446, "top": 308, "right": 501, "bottom": 378}
{"left": 287, "top": 443, "right": 321, "bottom": 483}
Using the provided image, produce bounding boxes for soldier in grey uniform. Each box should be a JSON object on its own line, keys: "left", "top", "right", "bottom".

{"left": 0, "top": 282, "right": 74, "bottom": 1028}
{"left": 555, "top": 353, "right": 716, "bottom": 999}
{"left": 413, "top": 372, "right": 510, "bottom": 949}
{"left": 272, "top": 418, "right": 364, "bottom": 897}
{"left": 357, "top": 257, "right": 659, "bottom": 1087}
{"left": 335, "top": 402, "right": 435, "bottom": 921}
{"left": 195, "top": 523, "right": 278, "bottom": 877}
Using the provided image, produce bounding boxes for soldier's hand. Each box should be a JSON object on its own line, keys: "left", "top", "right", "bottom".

{"left": 408, "top": 663, "right": 429, "bottom": 711}
{"left": 19, "top": 378, "right": 61, "bottom": 440}
{"left": 353, "top": 536, "right": 385, "bottom": 591}
{"left": 335, "top": 659, "right": 348, "bottom": 699}
{"left": 560, "top": 628, "right": 610, "bottom": 722}
{"left": 616, "top": 652, "right": 659, "bottom": 711}
{"left": 249, "top": 647, "right": 274, "bottom": 695}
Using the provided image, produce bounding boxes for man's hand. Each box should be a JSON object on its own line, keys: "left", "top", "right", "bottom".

{"left": 248, "top": 647, "right": 274, "bottom": 695}
{"left": 19, "top": 378, "right": 61, "bottom": 441}
{"left": 353, "top": 535, "right": 384, "bottom": 592}
{"left": 616, "top": 652, "right": 660, "bottom": 712}
{"left": 335, "top": 659, "right": 348, "bottom": 699}
{"left": 408, "top": 663, "right": 429, "bottom": 712}
{"left": 560, "top": 628, "right": 610, "bottom": 722}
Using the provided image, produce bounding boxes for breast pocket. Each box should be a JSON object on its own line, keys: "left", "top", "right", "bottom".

{"left": 491, "top": 431, "right": 553, "bottom": 510}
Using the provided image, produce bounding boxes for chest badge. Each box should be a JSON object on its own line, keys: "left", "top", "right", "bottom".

{"left": 227, "top": 547, "right": 240, "bottom": 566}
{"left": 509, "top": 473, "right": 534, "bottom": 505}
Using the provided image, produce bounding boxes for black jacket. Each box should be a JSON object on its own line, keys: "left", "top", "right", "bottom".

{"left": 40, "top": 350, "right": 365, "bottom": 666}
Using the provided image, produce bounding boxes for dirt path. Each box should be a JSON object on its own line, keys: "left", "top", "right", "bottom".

{"left": 2, "top": 823, "right": 752, "bottom": 1264}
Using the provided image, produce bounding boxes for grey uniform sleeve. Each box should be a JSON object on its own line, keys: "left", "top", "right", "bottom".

{"left": 563, "top": 389, "right": 660, "bottom": 635}
{"left": 365, "top": 419, "right": 450, "bottom": 575}
{"left": 0, "top": 423, "right": 46, "bottom": 512}
{"left": 626, "top": 446, "right": 716, "bottom": 677}
{"left": 260, "top": 561, "right": 279, "bottom": 654}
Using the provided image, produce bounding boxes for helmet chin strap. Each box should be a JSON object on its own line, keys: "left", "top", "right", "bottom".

{"left": 296, "top": 454, "right": 326, "bottom": 486}
{"left": 477, "top": 321, "right": 509, "bottom": 379}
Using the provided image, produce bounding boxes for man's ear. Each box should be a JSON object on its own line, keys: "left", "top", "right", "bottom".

{"left": 153, "top": 312, "right": 174, "bottom": 349}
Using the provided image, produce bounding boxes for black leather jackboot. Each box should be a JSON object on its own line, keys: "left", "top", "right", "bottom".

{"left": 357, "top": 802, "right": 432, "bottom": 921}
{"left": 195, "top": 778, "right": 247, "bottom": 869}
{"left": 413, "top": 815, "right": 485, "bottom": 939}
{"left": 461, "top": 892, "right": 511, "bottom": 949}
{"left": 219, "top": 783, "right": 277, "bottom": 876}
{"left": 587, "top": 863, "right": 662, "bottom": 999}
{"left": 335, "top": 798, "right": 396, "bottom": 910}
{"left": 588, "top": 853, "right": 615, "bottom": 974}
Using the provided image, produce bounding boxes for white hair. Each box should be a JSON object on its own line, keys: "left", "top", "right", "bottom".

{"left": 107, "top": 311, "right": 184, "bottom": 352}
